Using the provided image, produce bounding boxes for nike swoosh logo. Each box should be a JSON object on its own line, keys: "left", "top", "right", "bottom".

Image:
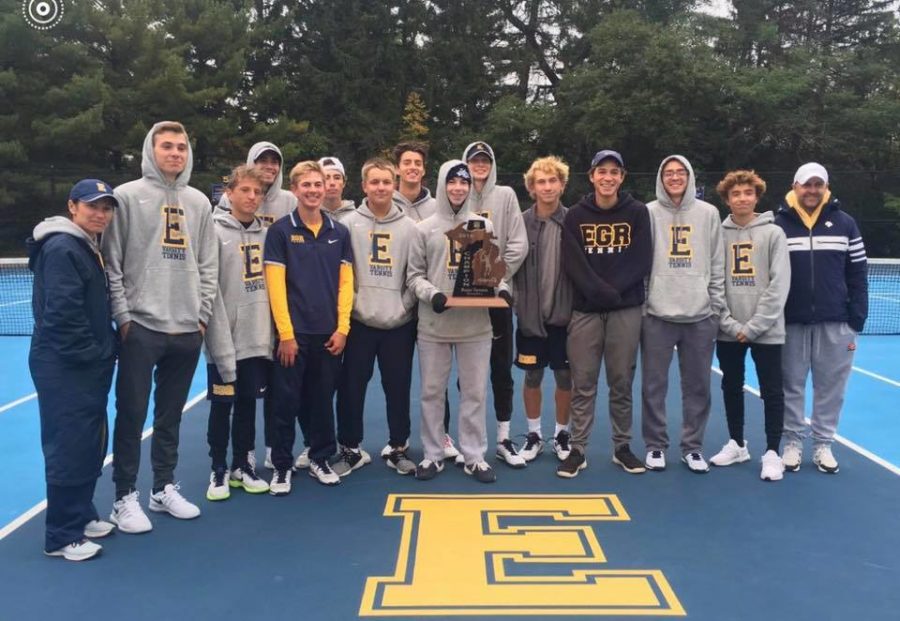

{"left": 328, "top": 239, "right": 339, "bottom": 244}
{"left": 139, "top": 199, "right": 150, "bottom": 204}
{"left": 222, "top": 240, "right": 232, "bottom": 246}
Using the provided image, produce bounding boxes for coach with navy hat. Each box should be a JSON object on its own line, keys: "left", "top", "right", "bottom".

{"left": 27, "top": 179, "right": 119, "bottom": 561}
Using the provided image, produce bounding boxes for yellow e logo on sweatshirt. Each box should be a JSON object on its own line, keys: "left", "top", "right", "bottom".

{"left": 668, "top": 225, "right": 692, "bottom": 258}
{"left": 360, "top": 494, "right": 684, "bottom": 617}
{"left": 161, "top": 205, "right": 188, "bottom": 248}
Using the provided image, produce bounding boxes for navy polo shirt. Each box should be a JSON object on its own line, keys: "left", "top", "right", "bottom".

{"left": 264, "top": 209, "right": 353, "bottom": 335}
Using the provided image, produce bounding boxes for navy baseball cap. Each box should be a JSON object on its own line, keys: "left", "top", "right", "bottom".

{"left": 464, "top": 142, "right": 493, "bottom": 162}
{"left": 69, "top": 179, "right": 118, "bottom": 206}
{"left": 590, "top": 150, "right": 625, "bottom": 169}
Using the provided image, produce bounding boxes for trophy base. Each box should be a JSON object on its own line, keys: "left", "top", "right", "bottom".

{"left": 445, "top": 296, "right": 509, "bottom": 309}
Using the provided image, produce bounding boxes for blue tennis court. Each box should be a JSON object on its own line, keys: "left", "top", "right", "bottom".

{"left": 0, "top": 330, "right": 898, "bottom": 620}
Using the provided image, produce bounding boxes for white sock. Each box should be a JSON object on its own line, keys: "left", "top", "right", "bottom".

{"left": 497, "top": 421, "right": 511, "bottom": 443}
{"left": 555, "top": 423, "right": 568, "bottom": 437}
{"left": 527, "top": 417, "right": 542, "bottom": 436}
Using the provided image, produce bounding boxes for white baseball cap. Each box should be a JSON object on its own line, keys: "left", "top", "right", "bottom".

{"left": 794, "top": 162, "right": 828, "bottom": 185}
{"left": 317, "top": 156, "right": 345, "bottom": 177}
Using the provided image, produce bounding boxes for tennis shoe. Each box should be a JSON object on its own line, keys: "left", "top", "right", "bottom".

{"left": 710, "top": 439, "right": 751, "bottom": 466}
{"left": 782, "top": 442, "right": 802, "bottom": 472}
{"left": 230, "top": 465, "right": 269, "bottom": 493}
{"left": 309, "top": 458, "right": 341, "bottom": 486}
{"left": 612, "top": 445, "right": 646, "bottom": 474}
{"left": 760, "top": 450, "right": 785, "bottom": 481}
{"left": 149, "top": 484, "right": 201, "bottom": 519}
{"left": 83, "top": 519, "right": 115, "bottom": 539}
{"left": 269, "top": 468, "right": 292, "bottom": 496}
{"left": 464, "top": 461, "right": 497, "bottom": 483}
{"left": 442, "top": 434, "right": 460, "bottom": 460}
{"left": 45, "top": 539, "right": 102, "bottom": 561}
{"left": 331, "top": 445, "right": 371, "bottom": 477}
{"left": 496, "top": 439, "right": 527, "bottom": 468}
{"left": 813, "top": 445, "right": 839, "bottom": 474}
{"left": 385, "top": 448, "right": 416, "bottom": 475}
{"left": 682, "top": 452, "right": 710, "bottom": 473}
{"left": 557, "top": 450, "right": 586, "bottom": 478}
{"left": 645, "top": 450, "right": 666, "bottom": 471}
{"left": 415, "top": 459, "right": 444, "bottom": 481}
{"left": 293, "top": 447, "right": 310, "bottom": 470}
{"left": 519, "top": 432, "right": 543, "bottom": 461}
{"left": 110, "top": 491, "right": 152, "bottom": 534}
{"left": 206, "top": 468, "right": 230, "bottom": 501}
{"left": 553, "top": 429, "right": 571, "bottom": 461}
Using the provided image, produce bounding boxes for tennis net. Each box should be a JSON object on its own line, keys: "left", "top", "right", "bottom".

{"left": 2, "top": 257, "right": 899, "bottom": 336}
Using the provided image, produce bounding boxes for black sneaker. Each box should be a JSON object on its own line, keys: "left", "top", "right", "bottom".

{"left": 331, "top": 445, "right": 372, "bottom": 477}
{"left": 464, "top": 461, "right": 497, "bottom": 483}
{"left": 612, "top": 445, "right": 647, "bottom": 474}
{"left": 556, "top": 450, "right": 586, "bottom": 478}
{"left": 415, "top": 459, "right": 444, "bottom": 481}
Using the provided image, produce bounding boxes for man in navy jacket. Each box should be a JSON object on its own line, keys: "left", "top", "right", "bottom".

{"left": 774, "top": 163, "right": 868, "bottom": 475}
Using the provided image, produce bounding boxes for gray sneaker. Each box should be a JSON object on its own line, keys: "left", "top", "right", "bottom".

{"left": 331, "top": 445, "right": 372, "bottom": 477}
{"left": 464, "top": 461, "right": 497, "bottom": 483}
{"left": 385, "top": 448, "right": 416, "bottom": 475}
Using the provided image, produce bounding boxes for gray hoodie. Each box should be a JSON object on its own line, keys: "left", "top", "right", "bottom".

{"left": 324, "top": 199, "right": 357, "bottom": 223}
{"left": 645, "top": 155, "right": 726, "bottom": 323}
{"left": 407, "top": 160, "right": 493, "bottom": 343}
{"left": 216, "top": 141, "right": 297, "bottom": 226}
{"left": 718, "top": 211, "right": 791, "bottom": 344}
{"left": 393, "top": 188, "right": 436, "bottom": 222}
{"left": 203, "top": 212, "right": 274, "bottom": 382}
{"left": 34, "top": 216, "right": 100, "bottom": 255}
{"left": 343, "top": 199, "right": 418, "bottom": 329}
{"left": 102, "top": 122, "right": 218, "bottom": 332}
{"left": 461, "top": 142, "right": 528, "bottom": 294}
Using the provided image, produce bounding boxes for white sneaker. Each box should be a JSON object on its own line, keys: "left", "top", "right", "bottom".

{"left": 442, "top": 434, "right": 460, "bottom": 460}
{"left": 645, "top": 450, "right": 666, "bottom": 471}
{"left": 682, "top": 452, "right": 710, "bottom": 473}
{"left": 519, "top": 432, "right": 544, "bottom": 462}
{"left": 553, "top": 430, "right": 571, "bottom": 461}
{"left": 84, "top": 519, "right": 115, "bottom": 538}
{"left": 264, "top": 446, "right": 274, "bottom": 470}
{"left": 206, "top": 469, "right": 231, "bottom": 501}
{"left": 110, "top": 491, "right": 153, "bottom": 534}
{"left": 309, "top": 458, "right": 341, "bottom": 486}
{"left": 813, "top": 445, "right": 839, "bottom": 474}
{"left": 294, "top": 447, "right": 310, "bottom": 470}
{"left": 760, "top": 450, "right": 785, "bottom": 481}
{"left": 45, "top": 539, "right": 102, "bottom": 561}
{"left": 381, "top": 440, "right": 410, "bottom": 458}
{"left": 782, "top": 442, "right": 802, "bottom": 472}
{"left": 496, "top": 439, "right": 527, "bottom": 469}
{"left": 149, "top": 484, "right": 201, "bottom": 519}
{"left": 269, "top": 468, "right": 292, "bottom": 496}
{"left": 230, "top": 465, "right": 270, "bottom": 493}
{"left": 709, "top": 439, "right": 751, "bottom": 467}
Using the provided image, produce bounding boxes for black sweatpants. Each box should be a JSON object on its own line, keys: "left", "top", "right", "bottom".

{"left": 113, "top": 323, "right": 202, "bottom": 496}
{"left": 207, "top": 358, "right": 266, "bottom": 470}
{"left": 45, "top": 482, "right": 100, "bottom": 552}
{"left": 715, "top": 340, "right": 784, "bottom": 452}
{"left": 270, "top": 334, "right": 340, "bottom": 470}
{"left": 336, "top": 319, "right": 415, "bottom": 449}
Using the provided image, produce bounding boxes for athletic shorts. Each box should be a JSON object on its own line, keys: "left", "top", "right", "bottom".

{"left": 207, "top": 357, "right": 268, "bottom": 403}
{"left": 514, "top": 325, "right": 569, "bottom": 371}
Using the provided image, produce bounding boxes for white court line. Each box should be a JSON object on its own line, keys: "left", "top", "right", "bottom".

{"left": 0, "top": 299, "right": 29, "bottom": 309}
{"left": 852, "top": 366, "right": 900, "bottom": 388}
{"left": 0, "top": 393, "right": 37, "bottom": 416}
{"left": 711, "top": 366, "right": 900, "bottom": 477}
{"left": 0, "top": 390, "right": 208, "bottom": 541}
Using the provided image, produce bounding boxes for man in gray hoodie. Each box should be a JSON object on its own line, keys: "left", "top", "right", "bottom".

{"left": 392, "top": 141, "right": 436, "bottom": 222}
{"left": 710, "top": 170, "right": 790, "bottom": 482}
{"left": 319, "top": 156, "right": 356, "bottom": 222}
{"left": 407, "top": 160, "right": 497, "bottom": 484}
{"left": 103, "top": 121, "right": 218, "bottom": 531}
{"left": 217, "top": 141, "right": 300, "bottom": 471}
{"left": 641, "top": 155, "right": 726, "bottom": 473}
{"left": 334, "top": 158, "right": 419, "bottom": 477}
{"left": 462, "top": 141, "right": 528, "bottom": 468}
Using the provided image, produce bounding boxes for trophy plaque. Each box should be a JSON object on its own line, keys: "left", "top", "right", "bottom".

{"left": 444, "top": 220, "right": 508, "bottom": 308}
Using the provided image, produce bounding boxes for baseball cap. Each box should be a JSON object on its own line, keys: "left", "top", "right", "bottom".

{"left": 464, "top": 142, "right": 493, "bottom": 162}
{"left": 318, "top": 156, "right": 345, "bottom": 177}
{"left": 68, "top": 179, "right": 118, "bottom": 206}
{"left": 794, "top": 163, "right": 828, "bottom": 185}
{"left": 590, "top": 150, "right": 625, "bottom": 169}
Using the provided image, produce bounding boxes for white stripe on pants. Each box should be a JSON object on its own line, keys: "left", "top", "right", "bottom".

{"left": 417, "top": 339, "right": 491, "bottom": 465}
{"left": 782, "top": 322, "right": 856, "bottom": 447}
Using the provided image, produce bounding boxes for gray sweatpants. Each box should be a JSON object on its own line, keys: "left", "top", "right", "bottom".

{"left": 567, "top": 307, "right": 642, "bottom": 454}
{"left": 641, "top": 314, "right": 718, "bottom": 454}
{"left": 418, "top": 339, "right": 491, "bottom": 465}
{"left": 782, "top": 322, "right": 856, "bottom": 447}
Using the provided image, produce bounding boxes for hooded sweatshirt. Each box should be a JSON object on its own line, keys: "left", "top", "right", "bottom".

{"left": 342, "top": 199, "right": 418, "bottom": 329}
{"left": 718, "top": 211, "right": 791, "bottom": 344}
{"left": 645, "top": 155, "right": 726, "bottom": 323}
{"left": 216, "top": 141, "right": 297, "bottom": 226}
{"left": 562, "top": 192, "right": 652, "bottom": 314}
{"left": 28, "top": 217, "right": 116, "bottom": 365}
{"left": 514, "top": 203, "right": 574, "bottom": 336}
{"left": 407, "top": 160, "right": 493, "bottom": 343}
{"left": 203, "top": 212, "right": 274, "bottom": 383}
{"left": 393, "top": 187, "right": 437, "bottom": 222}
{"left": 102, "top": 122, "right": 218, "bottom": 333}
{"left": 324, "top": 199, "right": 357, "bottom": 223}
{"left": 461, "top": 142, "right": 528, "bottom": 293}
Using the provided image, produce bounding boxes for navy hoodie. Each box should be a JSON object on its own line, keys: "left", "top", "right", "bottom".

{"left": 774, "top": 195, "right": 868, "bottom": 332}
{"left": 562, "top": 192, "right": 652, "bottom": 313}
